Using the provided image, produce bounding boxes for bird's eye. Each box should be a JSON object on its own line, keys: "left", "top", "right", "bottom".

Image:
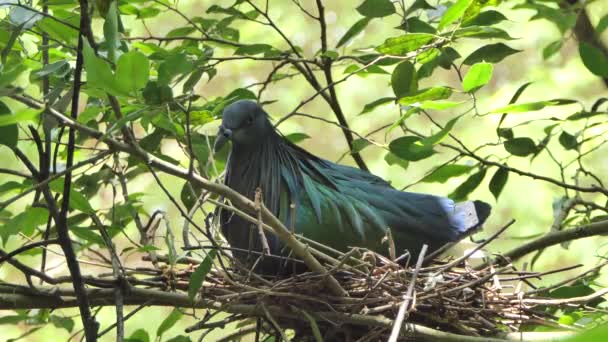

{"left": 246, "top": 116, "right": 254, "bottom": 125}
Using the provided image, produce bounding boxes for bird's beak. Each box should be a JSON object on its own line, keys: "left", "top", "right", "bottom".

{"left": 214, "top": 127, "right": 232, "bottom": 152}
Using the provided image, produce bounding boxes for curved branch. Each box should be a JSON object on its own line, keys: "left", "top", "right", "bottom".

{"left": 503, "top": 219, "right": 608, "bottom": 261}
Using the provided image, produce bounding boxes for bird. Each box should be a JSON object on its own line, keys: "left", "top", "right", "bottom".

{"left": 214, "top": 100, "right": 491, "bottom": 274}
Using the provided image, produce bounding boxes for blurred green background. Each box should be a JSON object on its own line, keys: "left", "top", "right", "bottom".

{"left": 1, "top": 0, "right": 608, "bottom": 340}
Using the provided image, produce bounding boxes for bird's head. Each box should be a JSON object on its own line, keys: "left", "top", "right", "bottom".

{"left": 214, "top": 100, "right": 271, "bottom": 152}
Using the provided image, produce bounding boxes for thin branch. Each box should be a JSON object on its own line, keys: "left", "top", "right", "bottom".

{"left": 503, "top": 219, "right": 608, "bottom": 262}
{"left": 389, "top": 244, "right": 427, "bottom": 342}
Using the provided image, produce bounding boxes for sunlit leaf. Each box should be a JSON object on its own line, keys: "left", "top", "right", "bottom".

{"left": 490, "top": 99, "right": 577, "bottom": 114}
{"left": 462, "top": 62, "right": 493, "bottom": 92}
{"left": 399, "top": 86, "right": 452, "bottom": 106}
{"left": 438, "top": 0, "right": 473, "bottom": 30}
{"left": 285, "top": 132, "right": 311, "bottom": 144}
{"left": 453, "top": 26, "right": 514, "bottom": 40}
{"left": 376, "top": 33, "right": 434, "bottom": 55}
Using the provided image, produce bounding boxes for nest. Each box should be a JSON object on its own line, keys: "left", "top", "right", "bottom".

{"left": 171, "top": 222, "right": 601, "bottom": 341}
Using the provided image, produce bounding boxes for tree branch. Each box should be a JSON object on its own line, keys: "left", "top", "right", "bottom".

{"left": 0, "top": 286, "right": 575, "bottom": 341}
{"left": 503, "top": 219, "right": 608, "bottom": 262}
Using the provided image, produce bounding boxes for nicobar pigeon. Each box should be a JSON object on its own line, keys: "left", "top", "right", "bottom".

{"left": 214, "top": 100, "right": 491, "bottom": 274}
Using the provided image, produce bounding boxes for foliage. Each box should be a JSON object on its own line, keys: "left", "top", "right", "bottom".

{"left": 0, "top": 0, "right": 607, "bottom": 341}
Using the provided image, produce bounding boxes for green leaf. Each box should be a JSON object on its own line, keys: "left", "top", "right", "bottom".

{"left": 597, "top": 15, "right": 608, "bottom": 34}
{"left": 422, "top": 164, "right": 473, "bottom": 183}
{"left": 183, "top": 69, "right": 204, "bottom": 93}
{"left": 566, "top": 323, "right": 608, "bottom": 342}
{"left": 285, "top": 133, "right": 311, "bottom": 144}
{"left": 337, "top": 17, "right": 372, "bottom": 48}
{"left": 406, "top": 0, "right": 435, "bottom": 15}
{"left": 188, "top": 250, "right": 216, "bottom": 301}
{"left": 166, "top": 26, "right": 196, "bottom": 38}
{"left": 543, "top": 40, "right": 563, "bottom": 60}
{"left": 234, "top": 44, "right": 273, "bottom": 56}
{"left": 36, "top": 17, "right": 79, "bottom": 46}
{"left": 453, "top": 26, "right": 514, "bottom": 40}
{"left": 399, "top": 87, "right": 452, "bottom": 106}
{"left": 50, "top": 315, "right": 74, "bottom": 332}
{"left": 417, "top": 49, "right": 441, "bottom": 67}
{"left": 463, "top": 43, "right": 520, "bottom": 65}
{"left": 103, "top": 1, "right": 119, "bottom": 63}
{"left": 559, "top": 131, "right": 578, "bottom": 150}
{"left": 30, "top": 60, "right": 70, "bottom": 80}
{"left": 579, "top": 42, "right": 608, "bottom": 77}
{"left": 415, "top": 100, "right": 464, "bottom": 110}
{"left": 462, "top": 10, "right": 508, "bottom": 27}
{"left": 0, "top": 109, "right": 40, "bottom": 127}
{"left": 384, "top": 151, "right": 409, "bottom": 170}
{"left": 391, "top": 61, "right": 417, "bottom": 98}
{"left": 404, "top": 17, "right": 436, "bottom": 34}
{"left": 376, "top": 33, "right": 434, "bottom": 55}
{"left": 360, "top": 97, "right": 395, "bottom": 115}
{"left": 1, "top": 207, "right": 48, "bottom": 244}
{"left": 158, "top": 53, "right": 194, "bottom": 85}
{"left": 489, "top": 167, "right": 508, "bottom": 200}
{"left": 449, "top": 168, "right": 486, "bottom": 201}
{"left": 126, "top": 329, "right": 150, "bottom": 342}
{"left": 389, "top": 136, "right": 435, "bottom": 161}
{"left": 504, "top": 137, "right": 537, "bottom": 157}
{"left": 356, "top": 0, "right": 395, "bottom": 18}
{"left": 82, "top": 40, "right": 122, "bottom": 95}
{"left": 70, "top": 226, "right": 105, "bottom": 246}
{"left": 421, "top": 116, "right": 460, "bottom": 145}
{"left": 344, "top": 64, "right": 389, "bottom": 77}
{"left": 49, "top": 179, "right": 95, "bottom": 214}
{"left": 490, "top": 99, "right": 577, "bottom": 114}
{"left": 115, "top": 51, "right": 150, "bottom": 94}
{"left": 156, "top": 308, "right": 183, "bottom": 338}
{"left": 438, "top": 0, "right": 473, "bottom": 30}
{"left": 143, "top": 81, "right": 173, "bottom": 105}
{"left": 352, "top": 139, "right": 371, "bottom": 153}
{"left": 462, "top": 62, "right": 493, "bottom": 92}
{"left": 0, "top": 101, "right": 18, "bottom": 149}
{"left": 165, "top": 336, "right": 192, "bottom": 342}
{"left": 0, "top": 64, "right": 27, "bottom": 88}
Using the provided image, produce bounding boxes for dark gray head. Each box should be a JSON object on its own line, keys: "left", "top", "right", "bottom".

{"left": 214, "top": 100, "right": 271, "bottom": 152}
